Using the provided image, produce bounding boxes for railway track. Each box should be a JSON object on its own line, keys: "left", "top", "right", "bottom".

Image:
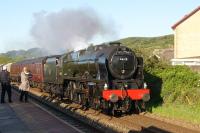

{"left": 12, "top": 86, "right": 102, "bottom": 133}
{"left": 11, "top": 85, "right": 200, "bottom": 133}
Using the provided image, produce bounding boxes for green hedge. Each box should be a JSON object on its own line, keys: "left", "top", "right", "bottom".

{"left": 145, "top": 58, "right": 200, "bottom": 106}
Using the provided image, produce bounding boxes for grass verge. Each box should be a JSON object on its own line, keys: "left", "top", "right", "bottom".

{"left": 151, "top": 104, "right": 200, "bottom": 125}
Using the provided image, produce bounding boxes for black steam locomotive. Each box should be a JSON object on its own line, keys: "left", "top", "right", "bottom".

{"left": 43, "top": 42, "right": 150, "bottom": 115}
{"left": 10, "top": 42, "right": 150, "bottom": 115}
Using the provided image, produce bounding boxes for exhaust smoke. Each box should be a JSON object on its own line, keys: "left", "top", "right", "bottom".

{"left": 31, "top": 7, "right": 117, "bottom": 54}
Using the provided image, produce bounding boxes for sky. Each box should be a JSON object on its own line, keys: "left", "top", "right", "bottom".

{"left": 0, "top": 0, "right": 199, "bottom": 53}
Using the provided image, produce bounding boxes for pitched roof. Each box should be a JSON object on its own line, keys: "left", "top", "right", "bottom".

{"left": 172, "top": 6, "right": 200, "bottom": 30}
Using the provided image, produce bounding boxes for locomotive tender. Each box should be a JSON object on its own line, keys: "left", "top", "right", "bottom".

{"left": 9, "top": 42, "right": 150, "bottom": 115}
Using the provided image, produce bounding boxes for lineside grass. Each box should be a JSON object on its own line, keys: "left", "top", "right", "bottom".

{"left": 151, "top": 104, "right": 200, "bottom": 124}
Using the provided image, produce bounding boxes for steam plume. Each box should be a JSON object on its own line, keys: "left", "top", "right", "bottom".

{"left": 31, "top": 7, "right": 116, "bottom": 54}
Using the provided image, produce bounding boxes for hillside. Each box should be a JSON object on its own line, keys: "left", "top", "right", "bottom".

{"left": 0, "top": 48, "right": 49, "bottom": 64}
{"left": 119, "top": 34, "right": 174, "bottom": 60}
{"left": 119, "top": 34, "right": 173, "bottom": 49}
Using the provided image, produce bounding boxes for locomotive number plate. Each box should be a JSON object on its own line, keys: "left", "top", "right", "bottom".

{"left": 119, "top": 57, "right": 128, "bottom": 61}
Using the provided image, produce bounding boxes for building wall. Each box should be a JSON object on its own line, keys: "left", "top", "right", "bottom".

{"left": 174, "top": 11, "right": 200, "bottom": 58}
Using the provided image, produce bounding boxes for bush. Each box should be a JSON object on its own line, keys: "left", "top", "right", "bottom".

{"left": 144, "top": 58, "right": 200, "bottom": 106}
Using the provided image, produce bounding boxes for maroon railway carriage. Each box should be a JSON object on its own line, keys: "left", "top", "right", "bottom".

{"left": 10, "top": 55, "right": 61, "bottom": 89}
{"left": 10, "top": 57, "right": 46, "bottom": 88}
